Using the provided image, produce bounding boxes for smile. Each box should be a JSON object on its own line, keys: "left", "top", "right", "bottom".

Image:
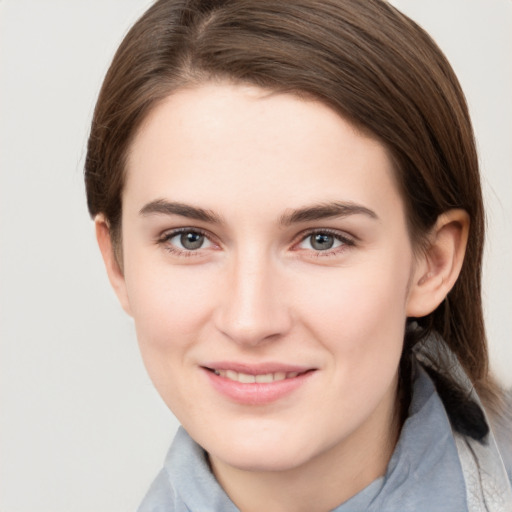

{"left": 202, "top": 364, "right": 316, "bottom": 405}
{"left": 212, "top": 369, "right": 300, "bottom": 383}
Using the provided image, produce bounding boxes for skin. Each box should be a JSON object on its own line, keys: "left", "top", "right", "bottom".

{"left": 97, "top": 83, "right": 469, "bottom": 512}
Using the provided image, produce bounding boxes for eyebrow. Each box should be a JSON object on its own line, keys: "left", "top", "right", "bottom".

{"left": 139, "top": 199, "right": 224, "bottom": 224}
{"left": 280, "top": 201, "right": 378, "bottom": 225}
{"left": 139, "top": 199, "right": 378, "bottom": 225}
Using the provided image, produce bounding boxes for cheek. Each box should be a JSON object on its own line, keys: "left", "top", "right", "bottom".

{"left": 303, "top": 263, "right": 408, "bottom": 336}
{"left": 297, "top": 266, "right": 408, "bottom": 423}
{"left": 126, "top": 264, "right": 218, "bottom": 347}
{"left": 120, "top": 244, "right": 221, "bottom": 390}
{"left": 297, "top": 258, "right": 411, "bottom": 379}
{"left": 123, "top": 262, "right": 221, "bottom": 412}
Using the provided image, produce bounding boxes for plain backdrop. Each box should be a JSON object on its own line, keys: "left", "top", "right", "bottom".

{"left": 0, "top": 1, "right": 510, "bottom": 511}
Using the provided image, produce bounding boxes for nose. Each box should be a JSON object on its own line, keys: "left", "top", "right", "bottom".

{"left": 214, "top": 252, "right": 292, "bottom": 347}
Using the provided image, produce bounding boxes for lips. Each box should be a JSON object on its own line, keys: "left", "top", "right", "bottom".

{"left": 201, "top": 362, "right": 316, "bottom": 405}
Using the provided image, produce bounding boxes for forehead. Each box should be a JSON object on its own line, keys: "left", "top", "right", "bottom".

{"left": 124, "top": 83, "right": 402, "bottom": 220}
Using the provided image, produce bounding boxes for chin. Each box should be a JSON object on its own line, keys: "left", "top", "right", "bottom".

{"left": 212, "top": 446, "right": 310, "bottom": 473}
{"left": 202, "top": 427, "right": 323, "bottom": 473}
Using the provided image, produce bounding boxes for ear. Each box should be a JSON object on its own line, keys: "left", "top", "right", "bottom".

{"left": 406, "top": 209, "right": 469, "bottom": 318}
{"left": 95, "top": 215, "right": 132, "bottom": 316}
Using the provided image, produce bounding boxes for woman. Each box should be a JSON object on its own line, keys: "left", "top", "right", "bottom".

{"left": 84, "top": 0, "right": 512, "bottom": 510}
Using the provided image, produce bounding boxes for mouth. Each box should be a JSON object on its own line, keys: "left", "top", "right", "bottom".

{"left": 207, "top": 368, "right": 307, "bottom": 383}
{"left": 201, "top": 363, "right": 316, "bottom": 405}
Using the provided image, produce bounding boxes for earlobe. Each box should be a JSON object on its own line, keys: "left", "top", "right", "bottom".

{"left": 406, "top": 209, "right": 469, "bottom": 318}
{"left": 95, "top": 215, "right": 132, "bottom": 316}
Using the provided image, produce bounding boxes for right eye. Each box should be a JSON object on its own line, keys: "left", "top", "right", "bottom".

{"left": 159, "top": 229, "right": 215, "bottom": 254}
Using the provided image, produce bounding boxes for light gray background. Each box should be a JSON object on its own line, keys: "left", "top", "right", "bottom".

{"left": 0, "top": 1, "right": 510, "bottom": 510}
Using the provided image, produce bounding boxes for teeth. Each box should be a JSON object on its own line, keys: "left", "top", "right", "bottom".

{"left": 239, "top": 373, "right": 256, "bottom": 383}
{"left": 212, "top": 369, "right": 302, "bottom": 383}
{"left": 226, "top": 369, "right": 238, "bottom": 381}
{"left": 255, "top": 373, "right": 273, "bottom": 383}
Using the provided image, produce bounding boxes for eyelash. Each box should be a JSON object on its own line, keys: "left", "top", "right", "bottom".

{"left": 157, "top": 228, "right": 215, "bottom": 257}
{"left": 294, "top": 228, "right": 356, "bottom": 257}
{"left": 156, "top": 227, "right": 356, "bottom": 258}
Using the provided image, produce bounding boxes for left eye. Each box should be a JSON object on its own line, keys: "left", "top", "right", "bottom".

{"left": 167, "top": 230, "right": 213, "bottom": 251}
{"left": 298, "top": 232, "right": 345, "bottom": 251}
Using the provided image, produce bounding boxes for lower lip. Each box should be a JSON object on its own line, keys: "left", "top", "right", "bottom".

{"left": 203, "top": 368, "right": 315, "bottom": 405}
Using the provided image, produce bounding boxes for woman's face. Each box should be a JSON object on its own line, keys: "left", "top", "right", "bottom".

{"left": 116, "top": 83, "right": 423, "bottom": 473}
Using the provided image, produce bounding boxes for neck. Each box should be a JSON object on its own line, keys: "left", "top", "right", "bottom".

{"left": 210, "top": 381, "right": 401, "bottom": 512}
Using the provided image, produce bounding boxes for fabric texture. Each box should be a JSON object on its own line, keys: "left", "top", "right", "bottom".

{"left": 137, "top": 342, "right": 512, "bottom": 512}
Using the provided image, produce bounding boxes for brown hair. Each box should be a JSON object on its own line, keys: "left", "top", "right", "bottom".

{"left": 85, "top": 0, "right": 497, "bottom": 404}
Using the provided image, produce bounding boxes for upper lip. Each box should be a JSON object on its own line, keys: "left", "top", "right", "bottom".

{"left": 201, "top": 361, "right": 315, "bottom": 375}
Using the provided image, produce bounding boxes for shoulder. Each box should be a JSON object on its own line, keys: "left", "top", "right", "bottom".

{"left": 490, "top": 388, "right": 512, "bottom": 485}
{"left": 137, "top": 467, "right": 181, "bottom": 512}
{"left": 137, "top": 427, "right": 239, "bottom": 512}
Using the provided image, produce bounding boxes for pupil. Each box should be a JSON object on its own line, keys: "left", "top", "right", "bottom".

{"left": 312, "top": 233, "right": 334, "bottom": 250}
{"left": 181, "top": 232, "right": 204, "bottom": 250}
